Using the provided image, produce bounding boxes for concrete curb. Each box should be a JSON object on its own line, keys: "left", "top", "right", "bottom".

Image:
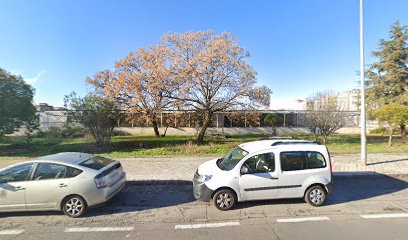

{"left": 123, "top": 173, "right": 408, "bottom": 186}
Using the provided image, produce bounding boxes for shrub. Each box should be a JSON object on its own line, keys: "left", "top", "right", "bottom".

{"left": 369, "top": 127, "right": 400, "bottom": 135}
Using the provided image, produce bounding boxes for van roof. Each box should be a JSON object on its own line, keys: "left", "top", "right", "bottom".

{"left": 238, "top": 139, "right": 322, "bottom": 153}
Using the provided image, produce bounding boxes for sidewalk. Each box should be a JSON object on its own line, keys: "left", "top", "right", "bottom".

{"left": 115, "top": 153, "right": 408, "bottom": 181}
{"left": 0, "top": 153, "right": 407, "bottom": 180}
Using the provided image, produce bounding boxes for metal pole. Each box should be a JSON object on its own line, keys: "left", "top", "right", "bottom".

{"left": 360, "top": 0, "right": 367, "bottom": 165}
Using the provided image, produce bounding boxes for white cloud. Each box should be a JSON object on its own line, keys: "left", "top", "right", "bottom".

{"left": 25, "top": 70, "right": 45, "bottom": 84}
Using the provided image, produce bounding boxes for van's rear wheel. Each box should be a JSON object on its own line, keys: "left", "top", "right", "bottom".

{"left": 305, "top": 185, "right": 326, "bottom": 206}
{"left": 213, "top": 189, "right": 236, "bottom": 211}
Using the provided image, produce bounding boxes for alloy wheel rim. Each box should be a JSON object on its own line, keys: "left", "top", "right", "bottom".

{"left": 216, "top": 193, "right": 233, "bottom": 208}
{"left": 66, "top": 198, "right": 84, "bottom": 216}
{"left": 309, "top": 189, "right": 324, "bottom": 204}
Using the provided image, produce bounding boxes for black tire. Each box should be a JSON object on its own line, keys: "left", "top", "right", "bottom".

{"left": 62, "top": 195, "right": 87, "bottom": 218}
{"left": 305, "top": 185, "right": 326, "bottom": 207}
{"left": 213, "top": 189, "right": 236, "bottom": 211}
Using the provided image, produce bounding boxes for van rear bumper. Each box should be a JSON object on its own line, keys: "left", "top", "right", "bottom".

{"left": 193, "top": 179, "right": 213, "bottom": 202}
{"left": 325, "top": 181, "right": 333, "bottom": 194}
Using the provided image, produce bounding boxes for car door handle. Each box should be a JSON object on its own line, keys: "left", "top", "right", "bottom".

{"left": 269, "top": 177, "right": 279, "bottom": 180}
{"left": 59, "top": 183, "right": 68, "bottom": 188}
{"left": 14, "top": 186, "right": 25, "bottom": 191}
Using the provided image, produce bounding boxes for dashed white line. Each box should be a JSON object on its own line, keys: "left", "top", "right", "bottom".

{"left": 276, "top": 216, "right": 330, "bottom": 223}
{"left": 64, "top": 227, "right": 134, "bottom": 232}
{"left": 0, "top": 229, "right": 25, "bottom": 235}
{"left": 175, "top": 222, "right": 240, "bottom": 230}
{"left": 360, "top": 213, "right": 408, "bottom": 219}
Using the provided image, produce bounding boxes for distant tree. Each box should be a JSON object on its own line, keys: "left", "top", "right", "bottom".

{"left": 163, "top": 31, "right": 272, "bottom": 143}
{"left": 264, "top": 113, "right": 279, "bottom": 136}
{"left": 87, "top": 45, "right": 174, "bottom": 138}
{"left": 372, "top": 103, "right": 408, "bottom": 146}
{"left": 366, "top": 20, "right": 408, "bottom": 137}
{"left": 0, "top": 68, "right": 38, "bottom": 139}
{"left": 64, "top": 92, "right": 122, "bottom": 146}
{"left": 304, "top": 91, "right": 346, "bottom": 143}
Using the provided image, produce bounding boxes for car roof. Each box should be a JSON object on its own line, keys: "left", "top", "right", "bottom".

{"left": 238, "top": 139, "right": 322, "bottom": 153}
{"left": 33, "top": 152, "right": 95, "bottom": 165}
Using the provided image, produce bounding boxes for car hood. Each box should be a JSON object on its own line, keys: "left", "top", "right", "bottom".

{"left": 198, "top": 158, "right": 222, "bottom": 175}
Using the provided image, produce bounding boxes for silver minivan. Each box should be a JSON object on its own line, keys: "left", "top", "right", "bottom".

{"left": 193, "top": 140, "right": 333, "bottom": 210}
{"left": 0, "top": 152, "right": 126, "bottom": 217}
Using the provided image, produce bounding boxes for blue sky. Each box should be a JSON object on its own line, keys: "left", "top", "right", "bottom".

{"left": 0, "top": 0, "right": 407, "bottom": 109}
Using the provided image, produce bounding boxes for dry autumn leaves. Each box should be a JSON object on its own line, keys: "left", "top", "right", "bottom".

{"left": 87, "top": 31, "right": 272, "bottom": 143}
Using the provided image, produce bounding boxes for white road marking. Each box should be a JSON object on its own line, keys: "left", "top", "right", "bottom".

{"left": 0, "top": 229, "right": 25, "bottom": 235}
{"left": 276, "top": 216, "right": 330, "bottom": 223}
{"left": 64, "top": 227, "right": 134, "bottom": 232}
{"left": 360, "top": 213, "right": 408, "bottom": 219}
{"left": 175, "top": 222, "right": 240, "bottom": 230}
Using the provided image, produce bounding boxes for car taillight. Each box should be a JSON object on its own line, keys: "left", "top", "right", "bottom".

{"left": 94, "top": 175, "right": 107, "bottom": 189}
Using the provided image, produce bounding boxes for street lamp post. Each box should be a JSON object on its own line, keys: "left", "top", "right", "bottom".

{"left": 360, "top": 0, "right": 367, "bottom": 165}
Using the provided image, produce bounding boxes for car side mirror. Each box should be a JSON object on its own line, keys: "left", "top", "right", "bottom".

{"left": 241, "top": 165, "right": 250, "bottom": 175}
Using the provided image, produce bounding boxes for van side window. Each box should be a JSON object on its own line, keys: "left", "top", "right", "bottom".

{"left": 306, "top": 152, "right": 326, "bottom": 169}
{"left": 244, "top": 153, "right": 275, "bottom": 173}
{"left": 280, "top": 151, "right": 326, "bottom": 171}
{"left": 280, "top": 152, "right": 306, "bottom": 171}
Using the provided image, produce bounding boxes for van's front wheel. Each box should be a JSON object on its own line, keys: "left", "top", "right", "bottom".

{"left": 305, "top": 185, "right": 326, "bottom": 206}
{"left": 213, "top": 189, "right": 236, "bottom": 211}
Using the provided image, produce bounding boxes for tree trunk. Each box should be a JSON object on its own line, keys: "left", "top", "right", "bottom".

{"left": 196, "top": 110, "right": 212, "bottom": 144}
{"left": 322, "top": 135, "right": 328, "bottom": 144}
{"left": 161, "top": 125, "right": 170, "bottom": 137}
{"left": 388, "top": 126, "right": 393, "bottom": 146}
{"left": 152, "top": 119, "right": 161, "bottom": 138}
{"left": 400, "top": 124, "right": 406, "bottom": 138}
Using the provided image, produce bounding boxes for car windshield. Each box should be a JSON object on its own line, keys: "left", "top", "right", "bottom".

{"left": 217, "top": 147, "right": 249, "bottom": 171}
{"left": 79, "top": 156, "right": 114, "bottom": 170}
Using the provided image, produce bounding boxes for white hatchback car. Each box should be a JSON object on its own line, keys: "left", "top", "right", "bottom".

{"left": 193, "top": 140, "right": 333, "bottom": 210}
{"left": 0, "top": 152, "right": 126, "bottom": 217}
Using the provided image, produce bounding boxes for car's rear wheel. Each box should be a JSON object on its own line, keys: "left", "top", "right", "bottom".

{"left": 62, "top": 195, "right": 87, "bottom": 218}
{"left": 213, "top": 189, "right": 236, "bottom": 211}
{"left": 305, "top": 185, "right": 326, "bottom": 206}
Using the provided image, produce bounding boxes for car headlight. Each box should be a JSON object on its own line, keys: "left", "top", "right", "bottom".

{"left": 197, "top": 174, "right": 212, "bottom": 182}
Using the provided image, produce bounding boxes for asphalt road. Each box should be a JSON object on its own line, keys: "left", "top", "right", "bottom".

{"left": 1, "top": 175, "right": 407, "bottom": 240}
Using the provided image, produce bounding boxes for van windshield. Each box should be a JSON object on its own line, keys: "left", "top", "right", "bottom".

{"left": 217, "top": 147, "right": 249, "bottom": 171}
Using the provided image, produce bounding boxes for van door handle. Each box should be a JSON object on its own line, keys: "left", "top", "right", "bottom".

{"left": 59, "top": 183, "right": 68, "bottom": 188}
{"left": 269, "top": 177, "right": 279, "bottom": 180}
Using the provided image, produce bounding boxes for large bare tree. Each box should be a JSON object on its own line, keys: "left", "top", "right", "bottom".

{"left": 87, "top": 45, "right": 174, "bottom": 137}
{"left": 163, "top": 31, "right": 272, "bottom": 143}
{"left": 304, "top": 91, "right": 346, "bottom": 143}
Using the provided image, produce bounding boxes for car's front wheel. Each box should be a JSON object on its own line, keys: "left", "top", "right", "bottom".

{"left": 213, "top": 189, "right": 236, "bottom": 211}
{"left": 62, "top": 195, "right": 87, "bottom": 218}
{"left": 305, "top": 185, "right": 326, "bottom": 206}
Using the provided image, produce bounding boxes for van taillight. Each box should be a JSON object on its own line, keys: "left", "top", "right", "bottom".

{"left": 326, "top": 147, "right": 333, "bottom": 173}
{"left": 329, "top": 157, "right": 333, "bottom": 172}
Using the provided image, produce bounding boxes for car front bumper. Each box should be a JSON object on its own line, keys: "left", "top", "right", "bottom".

{"left": 193, "top": 178, "right": 214, "bottom": 202}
